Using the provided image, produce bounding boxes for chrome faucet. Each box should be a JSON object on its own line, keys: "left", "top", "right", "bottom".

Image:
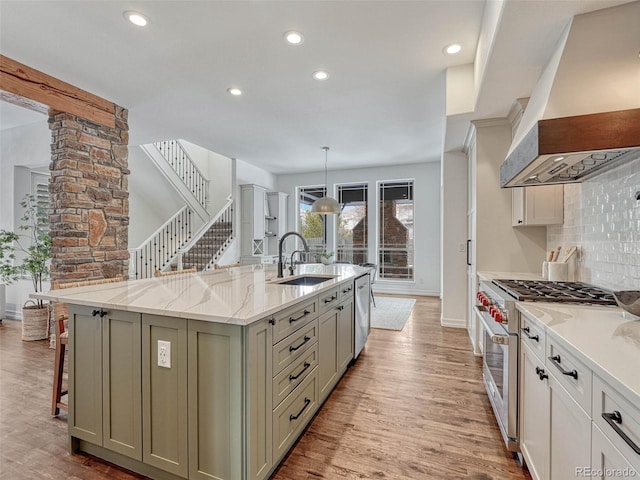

{"left": 289, "top": 250, "right": 306, "bottom": 276}
{"left": 278, "top": 232, "right": 309, "bottom": 278}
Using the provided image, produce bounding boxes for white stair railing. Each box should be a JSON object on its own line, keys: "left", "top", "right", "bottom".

{"left": 129, "top": 207, "right": 193, "bottom": 279}
{"left": 154, "top": 140, "right": 209, "bottom": 209}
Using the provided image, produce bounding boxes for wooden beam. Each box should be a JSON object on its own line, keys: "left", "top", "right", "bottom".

{"left": 0, "top": 55, "right": 115, "bottom": 128}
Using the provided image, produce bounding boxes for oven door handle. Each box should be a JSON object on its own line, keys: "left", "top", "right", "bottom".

{"left": 474, "top": 305, "right": 510, "bottom": 345}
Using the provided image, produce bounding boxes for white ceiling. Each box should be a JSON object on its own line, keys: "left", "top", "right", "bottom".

{"left": 0, "top": 0, "right": 631, "bottom": 174}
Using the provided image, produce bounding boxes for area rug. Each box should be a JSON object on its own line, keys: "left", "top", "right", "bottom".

{"left": 371, "top": 296, "right": 416, "bottom": 331}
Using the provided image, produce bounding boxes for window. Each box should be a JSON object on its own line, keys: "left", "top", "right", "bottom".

{"left": 336, "top": 183, "right": 368, "bottom": 264}
{"left": 31, "top": 171, "right": 50, "bottom": 235}
{"left": 298, "top": 186, "right": 327, "bottom": 256}
{"left": 378, "top": 180, "right": 414, "bottom": 280}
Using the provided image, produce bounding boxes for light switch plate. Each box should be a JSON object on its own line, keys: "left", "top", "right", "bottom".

{"left": 158, "top": 340, "right": 171, "bottom": 368}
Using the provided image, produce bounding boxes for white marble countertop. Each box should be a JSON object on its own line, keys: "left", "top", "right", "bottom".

{"left": 477, "top": 271, "right": 545, "bottom": 282}
{"left": 33, "top": 264, "right": 370, "bottom": 326}
{"left": 516, "top": 302, "right": 640, "bottom": 406}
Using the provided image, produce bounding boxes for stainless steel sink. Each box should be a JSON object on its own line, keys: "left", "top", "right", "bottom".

{"left": 271, "top": 275, "right": 336, "bottom": 286}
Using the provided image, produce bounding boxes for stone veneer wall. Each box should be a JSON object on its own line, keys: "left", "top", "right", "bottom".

{"left": 48, "top": 108, "right": 130, "bottom": 285}
{"left": 547, "top": 153, "right": 640, "bottom": 291}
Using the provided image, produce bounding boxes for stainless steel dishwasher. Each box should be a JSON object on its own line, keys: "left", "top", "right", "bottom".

{"left": 354, "top": 273, "right": 371, "bottom": 358}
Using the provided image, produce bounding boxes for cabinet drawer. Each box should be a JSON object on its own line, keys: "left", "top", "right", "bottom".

{"left": 593, "top": 375, "right": 640, "bottom": 473}
{"left": 338, "top": 281, "right": 354, "bottom": 302}
{"left": 272, "top": 319, "right": 318, "bottom": 376}
{"left": 273, "top": 343, "right": 318, "bottom": 408}
{"left": 545, "top": 336, "right": 592, "bottom": 413}
{"left": 272, "top": 368, "right": 318, "bottom": 462}
{"left": 319, "top": 287, "right": 340, "bottom": 315}
{"left": 272, "top": 298, "right": 318, "bottom": 345}
{"left": 520, "top": 314, "right": 546, "bottom": 362}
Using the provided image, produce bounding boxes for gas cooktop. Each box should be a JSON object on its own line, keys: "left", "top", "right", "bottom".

{"left": 492, "top": 279, "right": 616, "bottom": 305}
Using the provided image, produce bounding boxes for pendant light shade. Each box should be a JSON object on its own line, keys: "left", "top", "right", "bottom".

{"left": 311, "top": 147, "right": 341, "bottom": 215}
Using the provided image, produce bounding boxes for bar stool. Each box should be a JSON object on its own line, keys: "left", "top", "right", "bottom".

{"left": 51, "top": 276, "right": 124, "bottom": 416}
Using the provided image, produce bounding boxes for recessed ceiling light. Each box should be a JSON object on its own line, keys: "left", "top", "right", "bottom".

{"left": 123, "top": 11, "right": 149, "bottom": 27}
{"left": 554, "top": 156, "right": 566, "bottom": 162}
{"left": 284, "top": 30, "right": 304, "bottom": 45}
{"left": 312, "top": 70, "right": 329, "bottom": 81}
{"left": 443, "top": 43, "right": 462, "bottom": 55}
{"left": 227, "top": 87, "right": 242, "bottom": 96}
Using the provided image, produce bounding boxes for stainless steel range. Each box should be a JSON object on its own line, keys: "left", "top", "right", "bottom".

{"left": 475, "top": 278, "right": 615, "bottom": 453}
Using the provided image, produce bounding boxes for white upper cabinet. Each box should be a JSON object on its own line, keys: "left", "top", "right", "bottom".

{"left": 512, "top": 185, "right": 564, "bottom": 227}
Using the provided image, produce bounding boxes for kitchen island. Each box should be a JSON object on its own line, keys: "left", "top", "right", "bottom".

{"left": 35, "top": 263, "right": 370, "bottom": 480}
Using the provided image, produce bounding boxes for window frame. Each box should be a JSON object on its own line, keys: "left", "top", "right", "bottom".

{"left": 376, "top": 178, "right": 415, "bottom": 282}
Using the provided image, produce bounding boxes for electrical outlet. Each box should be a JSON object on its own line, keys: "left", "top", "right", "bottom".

{"left": 158, "top": 340, "right": 171, "bottom": 368}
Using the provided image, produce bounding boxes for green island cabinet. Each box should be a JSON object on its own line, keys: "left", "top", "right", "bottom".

{"left": 67, "top": 278, "right": 357, "bottom": 480}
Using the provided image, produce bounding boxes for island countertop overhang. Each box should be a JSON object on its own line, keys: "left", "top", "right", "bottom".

{"left": 32, "top": 263, "right": 370, "bottom": 326}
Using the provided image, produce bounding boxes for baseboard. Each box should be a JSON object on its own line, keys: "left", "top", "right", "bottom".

{"left": 374, "top": 284, "right": 439, "bottom": 296}
{"left": 440, "top": 316, "right": 466, "bottom": 328}
{"left": 5, "top": 307, "right": 22, "bottom": 321}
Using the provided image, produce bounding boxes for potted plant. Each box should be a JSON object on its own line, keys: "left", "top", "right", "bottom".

{"left": 319, "top": 251, "right": 334, "bottom": 265}
{"left": 0, "top": 194, "right": 52, "bottom": 341}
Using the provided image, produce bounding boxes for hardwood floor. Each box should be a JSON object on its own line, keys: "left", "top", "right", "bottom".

{"left": 0, "top": 297, "right": 530, "bottom": 480}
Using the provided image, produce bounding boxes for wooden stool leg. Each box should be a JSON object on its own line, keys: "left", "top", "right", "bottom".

{"left": 51, "top": 341, "right": 64, "bottom": 416}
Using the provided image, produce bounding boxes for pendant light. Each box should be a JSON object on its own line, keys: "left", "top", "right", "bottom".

{"left": 311, "top": 146, "right": 341, "bottom": 215}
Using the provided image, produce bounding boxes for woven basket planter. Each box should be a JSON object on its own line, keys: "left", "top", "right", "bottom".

{"left": 22, "top": 301, "right": 50, "bottom": 341}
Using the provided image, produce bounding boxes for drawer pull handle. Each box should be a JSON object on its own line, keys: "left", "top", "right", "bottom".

{"left": 289, "top": 397, "right": 311, "bottom": 421}
{"left": 289, "top": 336, "right": 311, "bottom": 352}
{"left": 336, "top": 305, "right": 344, "bottom": 311}
{"left": 289, "top": 309, "right": 310, "bottom": 323}
{"left": 548, "top": 355, "right": 578, "bottom": 379}
{"left": 535, "top": 366, "right": 548, "bottom": 381}
{"left": 91, "top": 308, "right": 107, "bottom": 318}
{"left": 602, "top": 411, "right": 640, "bottom": 455}
{"left": 324, "top": 295, "right": 337, "bottom": 304}
{"left": 522, "top": 327, "right": 539, "bottom": 343}
{"left": 342, "top": 287, "right": 352, "bottom": 294}
{"left": 289, "top": 362, "right": 311, "bottom": 381}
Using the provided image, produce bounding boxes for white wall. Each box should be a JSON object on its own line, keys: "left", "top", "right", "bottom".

{"left": 548, "top": 154, "right": 640, "bottom": 291}
{"left": 237, "top": 159, "right": 276, "bottom": 189}
{"left": 441, "top": 151, "right": 468, "bottom": 327}
{"left": 276, "top": 162, "right": 441, "bottom": 296}
{"left": 128, "top": 146, "right": 185, "bottom": 248}
{"left": 0, "top": 120, "right": 51, "bottom": 319}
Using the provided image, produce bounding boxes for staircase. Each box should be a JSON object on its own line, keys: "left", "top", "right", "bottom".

{"left": 179, "top": 197, "right": 234, "bottom": 271}
{"left": 131, "top": 141, "right": 235, "bottom": 278}
{"left": 141, "top": 140, "right": 209, "bottom": 221}
{"left": 181, "top": 222, "right": 233, "bottom": 270}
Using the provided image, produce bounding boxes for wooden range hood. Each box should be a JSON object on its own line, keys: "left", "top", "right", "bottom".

{"left": 500, "top": 2, "right": 640, "bottom": 188}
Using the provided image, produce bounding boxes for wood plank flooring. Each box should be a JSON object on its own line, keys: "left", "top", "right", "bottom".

{"left": 0, "top": 296, "right": 530, "bottom": 480}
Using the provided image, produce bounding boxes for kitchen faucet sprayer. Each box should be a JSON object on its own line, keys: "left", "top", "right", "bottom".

{"left": 278, "top": 232, "right": 309, "bottom": 278}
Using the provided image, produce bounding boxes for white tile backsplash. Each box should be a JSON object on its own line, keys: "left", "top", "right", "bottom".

{"left": 547, "top": 153, "right": 640, "bottom": 291}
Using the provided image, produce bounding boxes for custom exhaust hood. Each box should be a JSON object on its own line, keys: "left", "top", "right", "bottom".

{"left": 500, "top": 1, "right": 640, "bottom": 188}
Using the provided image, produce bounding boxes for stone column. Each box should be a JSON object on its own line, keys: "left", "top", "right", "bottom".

{"left": 48, "top": 106, "right": 129, "bottom": 284}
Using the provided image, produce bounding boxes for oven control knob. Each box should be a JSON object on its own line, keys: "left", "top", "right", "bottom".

{"left": 493, "top": 310, "right": 503, "bottom": 323}
{"left": 481, "top": 297, "right": 489, "bottom": 307}
{"left": 489, "top": 305, "right": 496, "bottom": 316}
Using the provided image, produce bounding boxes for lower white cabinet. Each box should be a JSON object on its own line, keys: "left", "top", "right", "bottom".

{"left": 548, "top": 371, "right": 591, "bottom": 480}
{"left": 519, "top": 312, "right": 639, "bottom": 480}
{"left": 520, "top": 339, "right": 590, "bottom": 480}
{"left": 520, "top": 341, "right": 550, "bottom": 480}
{"left": 591, "top": 423, "right": 638, "bottom": 479}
